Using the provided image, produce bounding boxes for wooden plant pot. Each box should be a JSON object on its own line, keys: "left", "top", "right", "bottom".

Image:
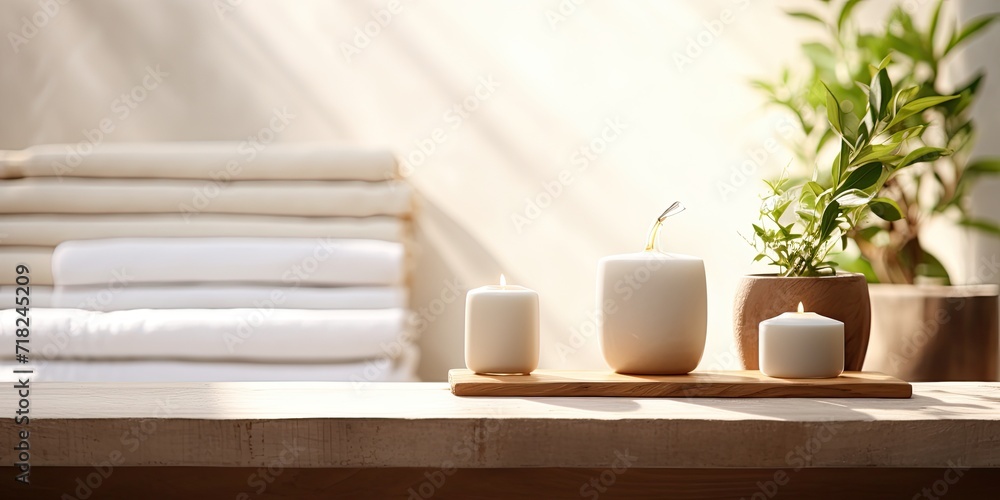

{"left": 863, "top": 284, "right": 999, "bottom": 381}
{"left": 733, "top": 273, "right": 871, "bottom": 370}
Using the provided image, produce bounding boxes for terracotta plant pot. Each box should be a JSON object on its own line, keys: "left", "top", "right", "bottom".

{"left": 863, "top": 284, "right": 999, "bottom": 381}
{"left": 733, "top": 273, "right": 871, "bottom": 370}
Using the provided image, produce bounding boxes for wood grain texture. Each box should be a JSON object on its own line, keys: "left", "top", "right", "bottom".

{"left": 449, "top": 369, "right": 912, "bottom": 398}
{"left": 4, "top": 467, "right": 999, "bottom": 500}
{"left": 733, "top": 273, "right": 872, "bottom": 370}
{"left": 1, "top": 382, "right": 998, "bottom": 468}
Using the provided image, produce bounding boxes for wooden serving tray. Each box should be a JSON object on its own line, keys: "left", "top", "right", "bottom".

{"left": 449, "top": 369, "right": 912, "bottom": 398}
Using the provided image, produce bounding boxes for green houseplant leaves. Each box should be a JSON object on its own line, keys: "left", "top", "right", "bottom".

{"left": 749, "top": 0, "right": 1000, "bottom": 283}
{"left": 747, "top": 70, "right": 957, "bottom": 277}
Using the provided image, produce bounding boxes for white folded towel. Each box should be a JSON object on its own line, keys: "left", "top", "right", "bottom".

{"left": 0, "top": 178, "right": 412, "bottom": 217}
{"left": 52, "top": 237, "right": 405, "bottom": 286}
{"left": 0, "top": 214, "right": 405, "bottom": 246}
{"left": 0, "top": 143, "right": 398, "bottom": 181}
{"left": 0, "top": 308, "right": 412, "bottom": 362}
{"left": 0, "top": 246, "right": 53, "bottom": 285}
{"left": 1, "top": 285, "right": 407, "bottom": 310}
{"left": 0, "top": 345, "right": 419, "bottom": 382}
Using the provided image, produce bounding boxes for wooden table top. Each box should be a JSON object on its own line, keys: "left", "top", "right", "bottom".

{"left": 1, "top": 381, "right": 998, "bottom": 468}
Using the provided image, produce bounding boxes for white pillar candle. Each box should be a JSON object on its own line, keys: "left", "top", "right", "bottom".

{"left": 598, "top": 203, "right": 706, "bottom": 374}
{"left": 598, "top": 252, "right": 707, "bottom": 374}
{"left": 759, "top": 303, "right": 845, "bottom": 379}
{"left": 464, "top": 274, "right": 539, "bottom": 374}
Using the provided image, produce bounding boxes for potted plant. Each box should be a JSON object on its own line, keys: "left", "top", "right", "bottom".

{"left": 735, "top": 58, "right": 956, "bottom": 370}
{"left": 752, "top": 0, "right": 1000, "bottom": 380}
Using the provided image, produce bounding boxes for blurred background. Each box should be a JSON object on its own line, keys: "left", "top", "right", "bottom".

{"left": 1, "top": 0, "right": 998, "bottom": 381}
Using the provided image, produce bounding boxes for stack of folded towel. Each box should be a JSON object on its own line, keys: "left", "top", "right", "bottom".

{"left": 0, "top": 143, "right": 416, "bottom": 382}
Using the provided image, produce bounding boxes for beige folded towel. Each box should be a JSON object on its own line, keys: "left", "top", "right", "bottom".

{"left": 0, "top": 143, "right": 398, "bottom": 181}
{"left": 0, "top": 214, "right": 405, "bottom": 246}
{"left": 0, "top": 178, "right": 412, "bottom": 217}
{"left": 0, "top": 246, "right": 53, "bottom": 285}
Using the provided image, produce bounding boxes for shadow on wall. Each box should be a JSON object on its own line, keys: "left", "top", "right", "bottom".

{"left": 411, "top": 191, "right": 505, "bottom": 381}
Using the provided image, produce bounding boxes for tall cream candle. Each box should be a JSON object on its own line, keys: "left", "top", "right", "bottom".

{"left": 597, "top": 203, "right": 707, "bottom": 374}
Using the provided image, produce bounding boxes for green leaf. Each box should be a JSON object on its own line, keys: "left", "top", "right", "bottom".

{"left": 786, "top": 10, "right": 826, "bottom": 25}
{"left": 944, "top": 74, "right": 985, "bottom": 116}
{"left": 804, "top": 181, "right": 825, "bottom": 197}
{"left": 750, "top": 79, "right": 776, "bottom": 93}
{"left": 803, "top": 43, "right": 836, "bottom": 72}
{"left": 888, "top": 95, "right": 960, "bottom": 129}
{"left": 823, "top": 83, "right": 843, "bottom": 134}
{"left": 965, "top": 158, "right": 1000, "bottom": 175}
{"left": 840, "top": 106, "right": 860, "bottom": 146}
{"left": 837, "top": 0, "right": 862, "bottom": 32}
{"left": 886, "top": 125, "right": 924, "bottom": 144}
{"left": 896, "top": 146, "right": 949, "bottom": 169}
{"left": 820, "top": 200, "right": 841, "bottom": 241}
{"left": 945, "top": 14, "right": 999, "bottom": 55}
{"left": 773, "top": 198, "right": 792, "bottom": 220}
{"left": 856, "top": 121, "right": 870, "bottom": 149}
{"left": 833, "top": 253, "right": 878, "bottom": 283}
{"left": 869, "top": 197, "right": 904, "bottom": 221}
{"left": 916, "top": 249, "right": 951, "bottom": 284}
{"left": 876, "top": 53, "right": 892, "bottom": 71}
{"left": 796, "top": 209, "right": 818, "bottom": 222}
{"left": 753, "top": 253, "right": 767, "bottom": 262}
{"left": 762, "top": 178, "right": 784, "bottom": 194}
{"left": 869, "top": 68, "right": 892, "bottom": 121}
{"left": 833, "top": 140, "right": 849, "bottom": 185}
{"left": 959, "top": 217, "right": 1000, "bottom": 237}
{"left": 836, "top": 162, "right": 883, "bottom": 195}
{"left": 851, "top": 143, "right": 899, "bottom": 167}
{"left": 835, "top": 189, "right": 874, "bottom": 207}
{"left": 891, "top": 85, "right": 920, "bottom": 115}
{"left": 929, "top": 0, "right": 945, "bottom": 54}
{"left": 885, "top": 33, "right": 929, "bottom": 63}
{"left": 752, "top": 224, "right": 766, "bottom": 237}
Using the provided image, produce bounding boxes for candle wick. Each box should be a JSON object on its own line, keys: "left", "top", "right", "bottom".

{"left": 644, "top": 202, "right": 685, "bottom": 252}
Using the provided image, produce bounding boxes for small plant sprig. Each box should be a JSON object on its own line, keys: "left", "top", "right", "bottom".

{"left": 749, "top": 58, "right": 957, "bottom": 277}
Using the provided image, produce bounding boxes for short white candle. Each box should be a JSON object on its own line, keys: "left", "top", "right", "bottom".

{"left": 464, "top": 274, "right": 539, "bottom": 374}
{"left": 759, "top": 303, "right": 844, "bottom": 379}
